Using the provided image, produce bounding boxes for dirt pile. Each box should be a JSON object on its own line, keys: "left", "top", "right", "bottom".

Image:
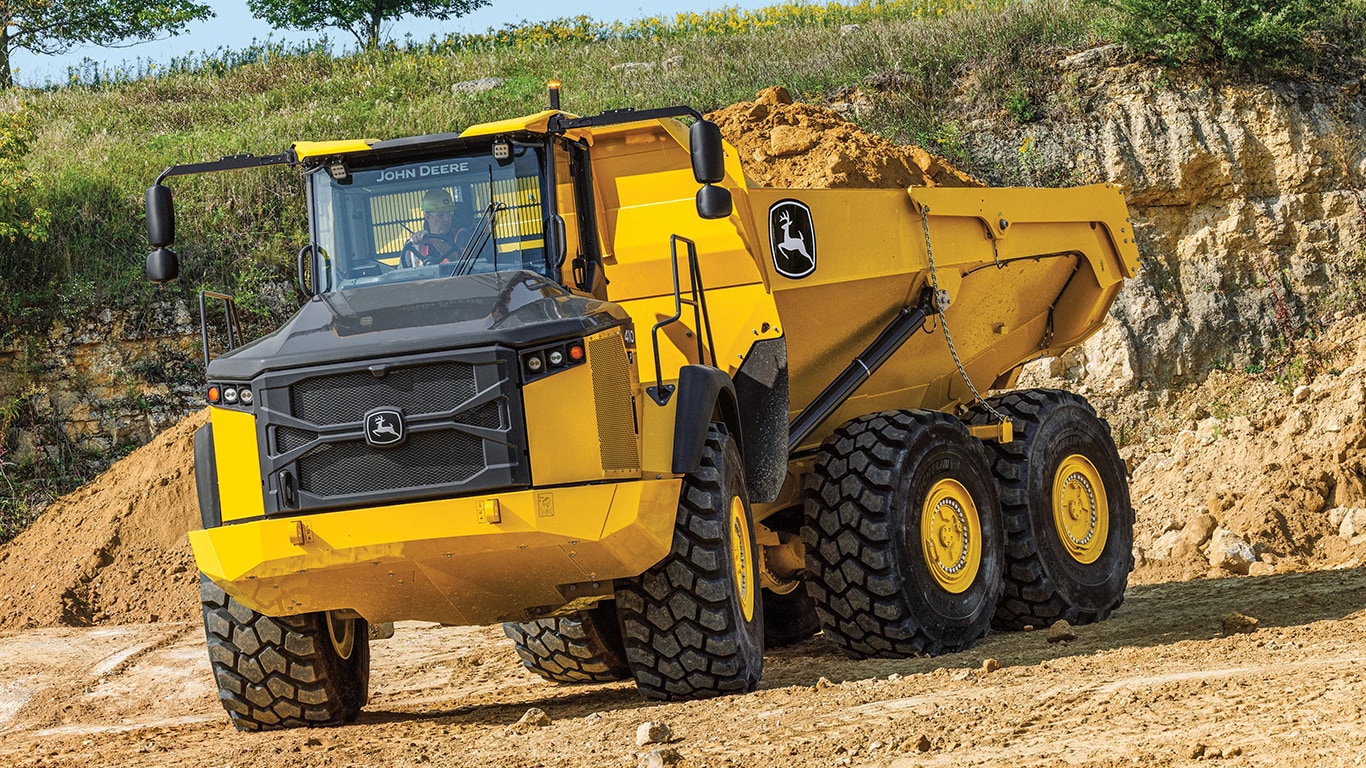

{"left": 1126, "top": 314, "right": 1366, "bottom": 584}
{"left": 707, "top": 86, "right": 983, "bottom": 189}
{"left": 0, "top": 409, "right": 205, "bottom": 630}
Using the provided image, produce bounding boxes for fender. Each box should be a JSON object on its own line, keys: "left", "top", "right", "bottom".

{"left": 671, "top": 364, "right": 741, "bottom": 475}
{"left": 194, "top": 424, "right": 223, "bottom": 529}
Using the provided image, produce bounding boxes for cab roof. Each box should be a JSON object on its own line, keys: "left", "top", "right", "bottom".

{"left": 291, "top": 110, "right": 583, "bottom": 163}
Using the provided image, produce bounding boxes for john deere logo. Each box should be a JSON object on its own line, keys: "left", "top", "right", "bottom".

{"left": 768, "top": 199, "right": 816, "bottom": 280}
{"left": 364, "top": 408, "right": 406, "bottom": 448}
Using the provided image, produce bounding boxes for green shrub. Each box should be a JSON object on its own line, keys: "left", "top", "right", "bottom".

{"left": 1088, "top": 0, "right": 1337, "bottom": 71}
{"left": 0, "top": 105, "right": 51, "bottom": 247}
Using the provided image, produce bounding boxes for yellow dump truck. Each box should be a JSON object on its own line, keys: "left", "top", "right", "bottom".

{"left": 144, "top": 85, "right": 1139, "bottom": 730}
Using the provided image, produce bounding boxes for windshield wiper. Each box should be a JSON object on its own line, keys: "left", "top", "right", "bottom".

{"left": 451, "top": 201, "right": 507, "bottom": 276}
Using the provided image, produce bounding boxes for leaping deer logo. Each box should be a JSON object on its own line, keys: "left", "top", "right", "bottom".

{"left": 371, "top": 415, "right": 399, "bottom": 439}
{"left": 769, "top": 201, "right": 817, "bottom": 278}
{"left": 776, "top": 211, "right": 813, "bottom": 268}
{"left": 366, "top": 409, "right": 405, "bottom": 446}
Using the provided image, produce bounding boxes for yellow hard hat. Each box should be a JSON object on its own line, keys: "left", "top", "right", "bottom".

{"left": 421, "top": 188, "right": 455, "bottom": 213}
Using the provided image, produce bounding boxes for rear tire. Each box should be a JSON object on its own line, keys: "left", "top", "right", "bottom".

{"left": 201, "top": 576, "right": 369, "bottom": 731}
{"left": 968, "top": 389, "right": 1134, "bottom": 629}
{"left": 503, "top": 601, "right": 630, "bottom": 683}
{"left": 615, "top": 425, "right": 765, "bottom": 699}
{"left": 803, "top": 410, "right": 1004, "bottom": 658}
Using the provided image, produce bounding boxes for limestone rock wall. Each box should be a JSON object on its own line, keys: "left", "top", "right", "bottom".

{"left": 966, "top": 51, "right": 1366, "bottom": 409}
{"left": 0, "top": 298, "right": 203, "bottom": 463}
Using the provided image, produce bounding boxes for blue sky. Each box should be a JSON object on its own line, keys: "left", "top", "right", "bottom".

{"left": 11, "top": 0, "right": 777, "bottom": 86}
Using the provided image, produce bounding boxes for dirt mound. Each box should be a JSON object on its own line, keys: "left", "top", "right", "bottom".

{"left": 707, "top": 86, "right": 983, "bottom": 189}
{"left": 0, "top": 409, "right": 205, "bottom": 630}
{"left": 1127, "top": 315, "right": 1366, "bottom": 583}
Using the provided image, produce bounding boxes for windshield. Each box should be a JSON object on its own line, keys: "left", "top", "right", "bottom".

{"left": 310, "top": 142, "right": 550, "bottom": 292}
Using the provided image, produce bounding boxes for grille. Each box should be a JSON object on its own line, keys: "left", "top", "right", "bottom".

{"left": 296, "top": 429, "right": 486, "bottom": 497}
{"left": 291, "top": 362, "right": 476, "bottom": 425}
{"left": 276, "top": 426, "right": 317, "bottom": 454}
{"left": 454, "top": 401, "right": 502, "bottom": 430}
{"left": 259, "top": 350, "right": 527, "bottom": 514}
{"left": 589, "top": 334, "right": 639, "bottom": 472}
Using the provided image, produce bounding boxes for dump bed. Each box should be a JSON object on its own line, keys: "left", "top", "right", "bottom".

{"left": 737, "top": 183, "right": 1140, "bottom": 451}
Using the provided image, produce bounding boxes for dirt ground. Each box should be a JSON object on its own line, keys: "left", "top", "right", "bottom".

{"left": 3, "top": 90, "right": 1366, "bottom": 766}
{"left": 2, "top": 570, "right": 1365, "bottom": 768}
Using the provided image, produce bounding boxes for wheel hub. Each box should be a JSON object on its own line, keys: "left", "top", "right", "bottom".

{"left": 728, "top": 495, "right": 756, "bottom": 622}
{"left": 1052, "top": 453, "right": 1109, "bottom": 565}
{"left": 326, "top": 611, "right": 357, "bottom": 661}
{"left": 920, "top": 478, "right": 982, "bottom": 594}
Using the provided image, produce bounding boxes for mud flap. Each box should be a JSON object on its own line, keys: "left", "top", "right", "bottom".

{"left": 193, "top": 424, "right": 222, "bottom": 529}
{"left": 671, "top": 365, "right": 739, "bottom": 475}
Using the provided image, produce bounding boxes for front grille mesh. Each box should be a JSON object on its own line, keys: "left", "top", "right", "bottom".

{"left": 262, "top": 353, "right": 523, "bottom": 511}
{"left": 276, "top": 426, "right": 317, "bottom": 454}
{"left": 291, "top": 362, "right": 476, "bottom": 424}
{"left": 455, "top": 401, "right": 502, "bottom": 430}
{"left": 296, "top": 429, "right": 486, "bottom": 496}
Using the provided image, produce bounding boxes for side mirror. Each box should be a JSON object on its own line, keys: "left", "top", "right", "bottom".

{"left": 146, "top": 247, "right": 180, "bottom": 284}
{"left": 689, "top": 120, "right": 726, "bottom": 184}
{"left": 146, "top": 184, "right": 175, "bottom": 247}
{"left": 696, "top": 184, "right": 732, "bottom": 220}
{"left": 145, "top": 184, "right": 180, "bottom": 284}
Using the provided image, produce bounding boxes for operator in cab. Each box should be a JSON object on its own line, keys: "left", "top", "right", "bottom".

{"left": 403, "top": 188, "right": 467, "bottom": 267}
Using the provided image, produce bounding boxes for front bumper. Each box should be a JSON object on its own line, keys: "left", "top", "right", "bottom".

{"left": 191, "top": 478, "right": 681, "bottom": 625}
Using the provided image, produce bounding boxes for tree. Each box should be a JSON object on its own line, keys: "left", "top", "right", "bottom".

{"left": 0, "top": 105, "right": 49, "bottom": 246}
{"left": 0, "top": 1, "right": 213, "bottom": 88}
{"left": 247, "top": 0, "right": 491, "bottom": 51}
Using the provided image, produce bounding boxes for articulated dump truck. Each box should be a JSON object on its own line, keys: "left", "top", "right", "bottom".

{"left": 144, "top": 86, "right": 1140, "bottom": 730}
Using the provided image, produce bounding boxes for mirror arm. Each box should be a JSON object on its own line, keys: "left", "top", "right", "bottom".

{"left": 155, "top": 150, "right": 296, "bottom": 185}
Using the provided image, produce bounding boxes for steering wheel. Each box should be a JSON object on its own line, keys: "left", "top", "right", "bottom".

{"left": 400, "top": 241, "right": 426, "bottom": 268}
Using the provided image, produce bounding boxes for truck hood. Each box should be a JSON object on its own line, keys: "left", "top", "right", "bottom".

{"left": 207, "top": 271, "right": 627, "bottom": 381}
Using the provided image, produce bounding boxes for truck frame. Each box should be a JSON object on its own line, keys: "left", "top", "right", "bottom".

{"left": 144, "top": 85, "right": 1140, "bottom": 730}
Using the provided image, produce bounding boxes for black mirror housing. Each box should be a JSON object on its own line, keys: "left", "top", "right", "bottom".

{"left": 146, "top": 184, "right": 175, "bottom": 247}
{"left": 696, "top": 183, "right": 732, "bottom": 220}
{"left": 146, "top": 247, "right": 180, "bottom": 284}
{"left": 690, "top": 120, "right": 726, "bottom": 184}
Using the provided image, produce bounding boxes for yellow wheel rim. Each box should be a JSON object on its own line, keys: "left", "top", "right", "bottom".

{"left": 1053, "top": 454, "right": 1109, "bottom": 565}
{"left": 920, "top": 478, "right": 982, "bottom": 594}
{"left": 326, "top": 611, "right": 356, "bottom": 661}
{"left": 728, "top": 495, "right": 756, "bottom": 622}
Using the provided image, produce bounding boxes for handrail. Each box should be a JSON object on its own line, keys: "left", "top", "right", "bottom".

{"left": 198, "top": 290, "right": 243, "bottom": 372}
{"left": 646, "top": 234, "right": 717, "bottom": 406}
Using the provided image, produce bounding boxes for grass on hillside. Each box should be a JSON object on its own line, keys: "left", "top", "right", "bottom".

{"left": 1, "top": 0, "right": 1103, "bottom": 321}
{"left": 2, "top": 0, "right": 1361, "bottom": 323}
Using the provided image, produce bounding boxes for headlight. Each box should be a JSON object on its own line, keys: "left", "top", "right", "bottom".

{"left": 519, "top": 338, "right": 587, "bottom": 382}
{"left": 207, "top": 382, "right": 254, "bottom": 409}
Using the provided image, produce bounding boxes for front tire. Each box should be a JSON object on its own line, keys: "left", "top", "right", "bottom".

{"left": 201, "top": 576, "right": 369, "bottom": 731}
{"left": 803, "top": 410, "right": 1004, "bottom": 658}
{"left": 968, "top": 389, "right": 1134, "bottom": 629}
{"left": 615, "top": 425, "right": 765, "bottom": 699}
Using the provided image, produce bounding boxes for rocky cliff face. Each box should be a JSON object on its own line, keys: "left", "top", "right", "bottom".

{"left": 969, "top": 47, "right": 1366, "bottom": 422}
{"left": 0, "top": 298, "right": 203, "bottom": 463}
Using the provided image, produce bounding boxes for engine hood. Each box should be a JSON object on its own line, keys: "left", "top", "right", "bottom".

{"left": 207, "top": 271, "right": 628, "bottom": 380}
